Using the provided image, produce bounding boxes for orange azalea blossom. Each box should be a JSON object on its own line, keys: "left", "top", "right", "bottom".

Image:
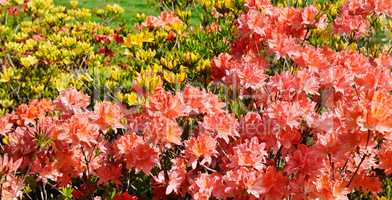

{"left": 0, "top": 114, "right": 12, "bottom": 135}
{"left": 55, "top": 88, "right": 90, "bottom": 114}
{"left": 93, "top": 101, "right": 125, "bottom": 131}
{"left": 147, "top": 87, "right": 184, "bottom": 118}
{"left": 15, "top": 99, "right": 52, "bottom": 125}
{"left": 202, "top": 111, "right": 239, "bottom": 143}
{"left": 166, "top": 157, "right": 187, "bottom": 195}
{"left": 185, "top": 133, "right": 218, "bottom": 169}
{"left": 115, "top": 133, "right": 159, "bottom": 174}
{"left": 181, "top": 86, "right": 225, "bottom": 114}
{"left": 189, "top": 173, "right": 225, "bottom": 200}
{"left": 378, "top": 144, "right": 392, "bottom": 175}
{"left": 139, "top": 115, "right": 182, "bottom": 147}
{"left": 349, "top": 170, "right": 382, "bottom": 194}
{"left": 314, "top": 175, "right": 349, "bottom": 200}
{"left": 63, "top": 114, "right": 100, "bottom": 146}
{"left": 1, "top": 0, "right": 392, "bottom": 197}
{"left": 246, "top": 166, "right": 288, "bottom": 199}
{"left": 358, "top": 90, "right": 392, "bottom": 133}
{"left": 230, "top": 137, "right": 267, "bottom": 171}
{"left": 375, "top": 53, "right": 392, "bottom": 69}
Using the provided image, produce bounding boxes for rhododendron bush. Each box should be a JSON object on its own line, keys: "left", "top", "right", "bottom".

{"left": 0, "top": 0, "right": 392, "bottom": 199}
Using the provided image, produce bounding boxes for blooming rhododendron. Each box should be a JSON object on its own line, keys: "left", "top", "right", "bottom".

{"left": 0, "top": 154, "right": 23, "bottom": 199}
{"left": 166, "top": 158, "right": 187, "bottom": 195}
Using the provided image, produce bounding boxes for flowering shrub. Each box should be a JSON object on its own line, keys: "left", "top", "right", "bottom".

{"left": 0, "top": 0, "right": 238, "bottom": 114}
{"left": 0, "top": 0, "right": 391, "bottom": 199}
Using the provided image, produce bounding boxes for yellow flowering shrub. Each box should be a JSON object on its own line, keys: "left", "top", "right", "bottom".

{"left": 0, "top": 0, "right": 241, "bottom": 114}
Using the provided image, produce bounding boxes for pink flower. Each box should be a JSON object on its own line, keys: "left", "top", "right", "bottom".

{"left": 301, "top": 6, "right": 318, "bottom": 25}
{"left": 166, "top": 158, "right": 187, "bottom": 195}
{"left": 230, "top": 137, "right": 267, "bottom": 171}
{"left": 202, "top": 112, "right": 239, "bottom": 143}
{"left": 140, "top": 11, "right": 182, "bottom": 29}
{"left": 55, "top": 88, "right": 90, "bottom": 114}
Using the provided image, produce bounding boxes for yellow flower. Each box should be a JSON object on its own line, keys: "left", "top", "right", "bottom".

{"left": 105, "top": 4, "right": 125, "bottom": 14}
{"left": 20, "top": 55, "right": 38, "bottom": 67}
{"left": 125, "top": 92, "right": 139, "bottom": 106}
{"left": 163, "top": 69, "right": 187, "bottom": 85}
{"left": 135, "top": 65, "right": 162, "bottom": 92}
{"left": 183, "top": 52, "right": 200, "bottom": 65}
{"left": 70, "top": 0, "right": 78, "bottom": 8}
{"left": 196, "top": 59, "right": 211, "bottom": 72}
{"left": 124, "top": 32, "right": 154, "bottom": 48}
{"left": 0, "top": 68, "right": 20, "bottom": 83}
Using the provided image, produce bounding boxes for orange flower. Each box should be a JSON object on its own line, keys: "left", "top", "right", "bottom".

{"left": 16, "top": 99, "right": 53, "bottom": 124}
{"left": 166, "top": 158, "right": 187, "bottom": 195}
{"left": 147, "top": 87, "right": 184, "bottom": 118}
{"left": 230, "top": 137, "right": 267, "bottom": 171}
{"left": 202, "top": 112, "right": 239, "bottom": 143}
{"left": 182, "top": 86, "right": 225, "bottom": 114}
{"left": 185, "top": 133, "right": 218, "bottom": 169}
{"left": 0, "top": 114, "right": 12, "bottom": 135}
{"left": 359, "top": 90, "right": 392, "bottom": 133}
{"left": 55, "top": 88, "right": 90, "bottom": 114}
{"left": 93, "top": 101, "right": 124, "bottom": 131}
{"left": 115, "top": 134, "right": 159, "bottom": 174}
{"left": 247, "top": 166, "right": 288, "bottom": 199}
{"left": 314, "top": 175, "right": 349, "bottom": 200}
{"left": 140, "top": 115, "right": 182, "bottom": 147}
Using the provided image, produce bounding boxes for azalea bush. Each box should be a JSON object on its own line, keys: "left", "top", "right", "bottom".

{"left": 0, "top": 0, "right": 392, "bottom": 199}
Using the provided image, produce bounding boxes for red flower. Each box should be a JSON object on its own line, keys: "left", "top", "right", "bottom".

{"left": 114, "top": 192, "right": 138, "bottom": 200}
{"left": 98, "top": 47, "right": 114, "bottom": 57}
{"left": 95, "top": 34, "right": 111, "bottom": 43}
{"left": 112, "top": 33, "right": 124, "bottom": 44}
{"left": 211, "top": 53, "right": 232, "bottom": 81}
{"left": 8, "top": 7, "right": 19, "bottom": 16}
{"left": 166, "top": 31, "right": 176, "bottom": 41}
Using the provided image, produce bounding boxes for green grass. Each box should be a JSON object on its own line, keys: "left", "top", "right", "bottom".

{"left": 54, "top": 0, "right": 160, "bottom": 24}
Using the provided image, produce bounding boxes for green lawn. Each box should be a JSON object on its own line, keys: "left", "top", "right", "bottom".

{"left": 54, "top": 0, "right": 160, "bottom": 24}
